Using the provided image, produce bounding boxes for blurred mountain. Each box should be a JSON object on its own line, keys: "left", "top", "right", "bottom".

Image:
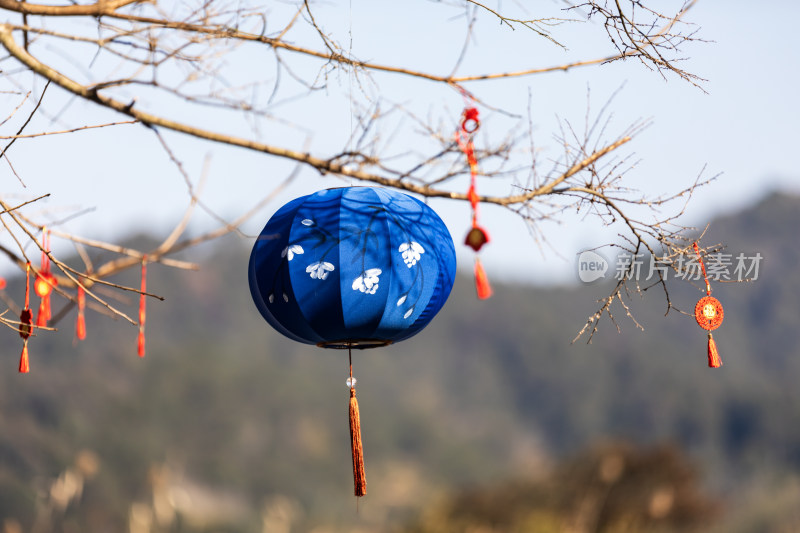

{"left": 0, "top": 192, "right": 799, "bottom": 532}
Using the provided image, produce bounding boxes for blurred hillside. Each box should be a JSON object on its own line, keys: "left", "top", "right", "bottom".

{"left": 0, "top": 192, "right": 798, "bottom": 532}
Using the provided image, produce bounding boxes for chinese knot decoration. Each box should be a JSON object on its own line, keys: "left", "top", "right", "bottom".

{"left": 248, "top": 186, "right": 456, "bottom": 497}
{"left": 693, "top": 242, "right": 723, "bottom": 368}
{"left": 456, "top": 98, "right": 492, "bottom": 300}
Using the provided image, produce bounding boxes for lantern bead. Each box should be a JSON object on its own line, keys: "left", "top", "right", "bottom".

{"left": 346, "top": 376, "right": 357, "bottom": 389}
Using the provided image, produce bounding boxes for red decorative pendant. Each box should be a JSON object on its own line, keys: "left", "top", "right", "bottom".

{"left": 18, "top": 263, "right": 33, "bottom": 374}
{"left": 692, "top": 242, "right": 724, "bottom": 368}
{"left": 456, "top": 89, "right": 492, "bottom": 299}
{"left": 35, "top": 228, "right": 56, "bottom": 327}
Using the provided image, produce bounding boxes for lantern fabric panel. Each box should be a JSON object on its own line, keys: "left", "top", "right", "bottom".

{"left": 248, "top": 187, "right": 456, "bottom": 347}
{"left": 248, "top": 195, "right": 326, "bottom": 345}
{"left": 337, "top": 189, "right": 393, "bottom": 338}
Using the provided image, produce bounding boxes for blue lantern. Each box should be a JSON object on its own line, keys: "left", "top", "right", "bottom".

{"left": 248, "top": 186, "right": 456, "bottom": 497}
{"left": 248, "top": 187, "right": 456, "bottom": 348}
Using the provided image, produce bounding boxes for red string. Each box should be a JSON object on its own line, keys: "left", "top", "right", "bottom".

{"left": 24, "top": 262, "right": 30, "bottom": 309}
{"left": 41, "top": 226, "right": 50, "bottom": 274}
{"left": 692, "top": 242, "right": 711, "bottom": 295}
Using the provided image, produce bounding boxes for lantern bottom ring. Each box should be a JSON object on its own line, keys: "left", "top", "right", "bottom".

{"left": 317, "top": 339, "right": 394, "bottom": 350}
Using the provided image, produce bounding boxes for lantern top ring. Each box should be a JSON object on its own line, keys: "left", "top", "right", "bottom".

{"left": 317, "top": 339, "right": 394, "bottom": 350}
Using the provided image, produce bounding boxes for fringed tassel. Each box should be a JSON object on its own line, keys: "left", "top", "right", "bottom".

{"left": 474, "top": 259, "right": 492, "bottom": 300}
{"left": 138, "top": 256, "right": 147, "bottom": 358}
{"left": 76, "top": 285, "right": 86, "bottom": 340}
{"left": 19, "top": 342, "right": 30, "bottom": 374}
{"left": 36, "top": 296, "right": 49, "bottom": 327}
{"left": 349, "top": 387, "right": 367, "bottom": 497}
{"left": 707, "top": 333, "right": 722, "bottom": 368}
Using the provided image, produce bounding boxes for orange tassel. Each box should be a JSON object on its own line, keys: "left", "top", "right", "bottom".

{"left": 349, "top": 387, "right": 367, "bottom": 497}
{"left": 36, "top": 297, "right": 48, "bottom": 327}
{"left": 474, "top": 259, "right": 492, "bottom": 300}
{"left": 19, "top": 343, "right": 29, "bottom": 374}
{"left": 707, "top": 333, "right": 722, "bottom": 368}
{"left": 76, "top": 285, "right": 86, "bottom": 340}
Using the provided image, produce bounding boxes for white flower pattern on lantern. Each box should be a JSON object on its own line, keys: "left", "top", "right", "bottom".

{"left": 306, "top": 261, "right": 334, "bottom": 280}
{"left": 352, "top": 268, "right": 382, "bottom": 294}
{"left": 403, "top": 306, "right": 414, "bottom": 319}
{"left": 301, "top": 219, "right": 314, "bottom": 226}
{"left": 281, "top": 244, "right": 304, "bottom": 261}
{"left": 396, "top": 294, "right": 407, "bottom": 306}
{"left": 399, "top": 241, "right": 425, "bottom": 267}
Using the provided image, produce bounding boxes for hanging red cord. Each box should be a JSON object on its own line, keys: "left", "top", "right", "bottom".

{"left": 693, "top": 242, "right": 723, "bottom": 368}
{"left": 19, "top": 262, "right": 33, "bottom": 373}
{"left": 138, "top": 255, "right": 147, "bottom": 357}
{"left": 455, "top": 89, "right": 492, "bottom": 299}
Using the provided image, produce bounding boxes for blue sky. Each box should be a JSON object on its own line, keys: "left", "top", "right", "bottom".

{"left": 2, "top": 1, "right": 798, "bottom": 284}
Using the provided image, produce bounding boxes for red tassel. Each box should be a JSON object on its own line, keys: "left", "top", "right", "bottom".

{"left": 19, "top": 343, "right": 29, "bottom": 374}
{"left": 138, "top": 256, "right": 147, "bottom": 358}
{"left": 349, "top": 387, "right": 367, "bottom": 497}
{"left": 474, "top": 259, "right": 492, "bottom": 300}
{"left": 76, "top": 285, "right": 86, "bottom": 340}
{"left": 36, "top": 298, "right": 48, "bottom": 327}
{"left": 707, "top": 333, "right": 722, "bottom": 368}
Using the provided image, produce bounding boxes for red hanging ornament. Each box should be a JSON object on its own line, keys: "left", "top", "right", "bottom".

{"left": 76, "top": 284, "right": 86, "bottom": 340}
{"left": 19, "top": 262, "right": 33, "bottom": 374}
{"left": 138, "top": 255, "right": 147, "bottom": 358}
{"left": 35, "top": 227, "right": 56, "bottom": 327}
{"left": 456, "top": 92, "right": 492, "bottom": 300}
{"left": 693, "top": 242, "right": 723, "bottom": 368}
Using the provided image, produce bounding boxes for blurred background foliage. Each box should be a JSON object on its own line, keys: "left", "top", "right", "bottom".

{"left": 1, "top": 192, "right": 799, "bottom": 532}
